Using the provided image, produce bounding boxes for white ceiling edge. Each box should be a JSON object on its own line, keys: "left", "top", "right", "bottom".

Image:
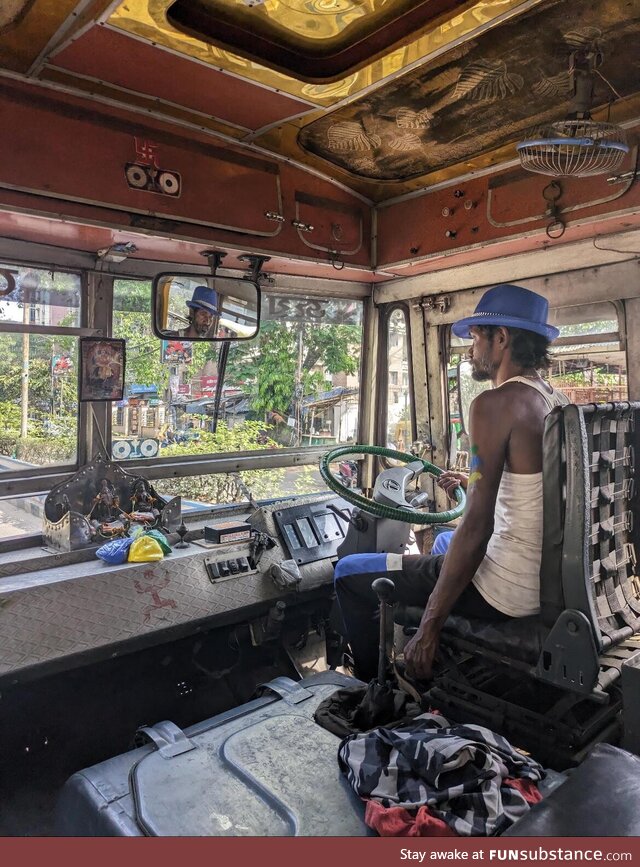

{"left": 374, "top": 228, "right": 640, "bottom": 304}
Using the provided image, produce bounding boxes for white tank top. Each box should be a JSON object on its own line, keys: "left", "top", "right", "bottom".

{"left": 471, "top": 377, "right": 569, "bottom": 617}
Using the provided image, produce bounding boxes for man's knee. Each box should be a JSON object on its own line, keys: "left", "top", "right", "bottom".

{"left": 334, "top": 552, "right": 390, "bottom": 587}
{"left": 431, "top": 530, "right": 454, "bottom": 557}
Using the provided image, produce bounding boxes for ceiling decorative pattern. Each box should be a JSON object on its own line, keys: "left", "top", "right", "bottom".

{"left": 298, "top": 0, "right": 640, "bottom": 180}
{"left": 0, "top": 1, "right": 35, "bottom": 34}
{"left": 109, "top": 0, "right": 538, "bottom": 106}
{"left": 165, "top": 0, "right": 465, "bottom": 81}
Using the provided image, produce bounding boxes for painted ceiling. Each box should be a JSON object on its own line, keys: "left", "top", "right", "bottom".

{"left": 298, "top": 0, "right": 640, "bottom": 181}
{"left": 0, "top": 0, "right": 638, "bottom": 201}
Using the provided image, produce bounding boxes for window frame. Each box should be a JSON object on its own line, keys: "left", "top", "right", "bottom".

{"left": 0, "top": 257, "right": 370, "bottom": 527}
{"left": 0, "top": 261, "right": 97, "bottom": 492}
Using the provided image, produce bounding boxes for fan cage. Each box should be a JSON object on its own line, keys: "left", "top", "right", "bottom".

{"left": 517, "top": 119, "right": 629, "bottom": 177}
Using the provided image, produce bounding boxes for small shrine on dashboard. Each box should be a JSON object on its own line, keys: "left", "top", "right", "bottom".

{"left": 43, "top": 455, "right": 181, "bottom": 552}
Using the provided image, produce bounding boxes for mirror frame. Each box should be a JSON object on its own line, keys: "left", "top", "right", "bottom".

{"left": 151, "top": 271, "right": 261, "bottom": 342}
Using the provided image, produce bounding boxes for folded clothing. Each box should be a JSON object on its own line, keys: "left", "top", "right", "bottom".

{"left": 338, "top": 712, "right": 543, "bottom": 837}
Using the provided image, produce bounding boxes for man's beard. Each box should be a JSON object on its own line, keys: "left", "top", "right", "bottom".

{"left": 470, "top": 351, "right": 498, "bottom": 382}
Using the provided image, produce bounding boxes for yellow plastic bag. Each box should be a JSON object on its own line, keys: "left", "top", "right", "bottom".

{"left": 128, "top": 535, "right": 164, "bottom": 562}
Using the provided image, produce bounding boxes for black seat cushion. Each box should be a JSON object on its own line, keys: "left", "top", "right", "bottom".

{"left": 503, "top": 743, "right": 640, "bottom": 836}
{"left": 396, "top": 605, "right": 547, "bottom": 665}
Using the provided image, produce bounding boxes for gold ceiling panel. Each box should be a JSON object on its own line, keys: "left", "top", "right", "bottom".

{"left": 0, "top": 0, "right": 88, "bottom": 71}
{"left": 0, "top": 1, "right": 36, "bottom": 35}
{"left": 166, "top": 0, "right": 469, "bottom": 82}
{"left": 0, "top": 0, "right": 115, "bottom": 73}
{"left": 172, "top": 0, "right": 427, "bottom": 45}
{"left": 110, "top": 0, "right": 544, "bottom": 107}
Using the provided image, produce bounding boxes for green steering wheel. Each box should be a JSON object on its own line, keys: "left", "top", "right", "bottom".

{"left": 319, "top": 445, "right": 466, "bottom": 524}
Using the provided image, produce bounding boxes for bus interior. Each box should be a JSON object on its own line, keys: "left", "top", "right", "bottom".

{"left": 1, "top": 0, "right": 640, "bottom": 838}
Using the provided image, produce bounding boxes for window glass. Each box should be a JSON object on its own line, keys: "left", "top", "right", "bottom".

{"left": 0, "top": 494, "right": 45, "bottom": 538}
{"left": 157, "top": 464, "right": 335, "bottom": 509}
{"left": 549, "top": 303, "right": 627, "bottom": 403}
{"left": 0, "top": 264, "right": 81, "bottom": 328}
{"left": 111, "top": 281, "right": 363, "bottom": 505}
{"left": 112, "top": 282, "right": 362, "bottom": 460}
{"left": 229, "top": 294, "right": 362, "bottom": 449}
{"left": 0, "top": 264, "right": 81, "bottom": 474}
{"left": 385, "top": 308, "right": 412, "bottom": 451}
{"left": 0, "top": 333, "right": 78, "bottom": 472}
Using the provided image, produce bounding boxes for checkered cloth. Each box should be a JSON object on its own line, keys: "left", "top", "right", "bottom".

{"left": 338, "top": 713, "right": 544, "bottom": 836}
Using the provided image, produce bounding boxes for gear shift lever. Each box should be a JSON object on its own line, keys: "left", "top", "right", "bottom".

{"left": 372, "top": 577, "right": 395, "bottom": 685}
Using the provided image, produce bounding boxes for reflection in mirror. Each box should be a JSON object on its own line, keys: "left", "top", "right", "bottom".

{"left": 457, "top": 360, "right": 491, "bottom": 434}
{"left": 153, "top": 273, "right": 260, "bottom": 342}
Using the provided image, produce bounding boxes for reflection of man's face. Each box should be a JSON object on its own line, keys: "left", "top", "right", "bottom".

{"left": 193, "top": 307, "right": 214, "bottom": 336}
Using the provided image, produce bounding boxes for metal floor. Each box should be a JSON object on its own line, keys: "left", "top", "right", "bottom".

{"left": 0, "top": 626, "right": 299, "bottom": 836}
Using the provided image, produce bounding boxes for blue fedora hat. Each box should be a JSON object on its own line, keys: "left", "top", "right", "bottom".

{"left": 187, "top": 285, "right": 219, "bottom": 315}
{"left": 452, "top": 284, "right": 559, "bottom": 341}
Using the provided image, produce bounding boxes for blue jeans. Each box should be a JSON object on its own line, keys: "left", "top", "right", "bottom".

{"left": 431, "top": 530, "right": 454, "bottom": 556}
{"left": 334, "top": 551, "right": 507, "bottom": 681}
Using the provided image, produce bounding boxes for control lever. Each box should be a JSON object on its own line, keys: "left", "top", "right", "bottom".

{"left": 372, "top": 577, "right": 395, "bottom": 685}
{"left": 327, "top": 501, "right": 367, "bottom": 532}
{"left": 408, "top": 492, "right": 430, "bottom": 508}
{"left": 250, "top": 530, "right": 276, "bottom": 567}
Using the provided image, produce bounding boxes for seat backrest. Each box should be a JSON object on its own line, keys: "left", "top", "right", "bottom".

{"left": 540, "top": 402, "right": 640, "bottom": 651}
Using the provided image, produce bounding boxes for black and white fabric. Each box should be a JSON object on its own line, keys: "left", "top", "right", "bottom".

{"left": 338, "top": 712, "right": 544, "bottom": 836}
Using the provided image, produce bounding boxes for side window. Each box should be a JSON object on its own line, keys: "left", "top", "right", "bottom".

{"left": 384, "top": 307, "right": 413, "bottom": 452}
{"left": 448, "top": 337, "right": 487, "bottom": 469}
{"left": 548, "top": 302, "right": 627, "bottom": 402}
{"left": 0, "top": 264, "right": 81, "bottom": 474}
{"left": 447, "top": 300, "right": 627, "bottom": 469}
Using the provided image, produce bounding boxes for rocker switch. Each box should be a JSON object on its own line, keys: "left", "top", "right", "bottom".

{"left": 217, "top": 560, "right": 231, "bottom": 577}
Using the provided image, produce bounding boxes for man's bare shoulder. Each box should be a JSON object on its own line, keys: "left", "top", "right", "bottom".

{"left": 470, "top": 389, "right": 501, "bottom": 413}
{"left": 469, "top": 389, "right": 510, "bottom": 431}
{"left": 497, "top": 379, "right": 553, "bottom": 408}
{"left": 470, "top": 382, "right": 545, "bottom": 428}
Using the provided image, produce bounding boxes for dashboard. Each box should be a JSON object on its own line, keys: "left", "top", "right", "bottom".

{"left": 0, "top": 493, "right": 353, "bottom": 685}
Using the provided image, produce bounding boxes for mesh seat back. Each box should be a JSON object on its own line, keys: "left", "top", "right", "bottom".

{"left": 551, "top": 402, "right": 640, "bottom": 651}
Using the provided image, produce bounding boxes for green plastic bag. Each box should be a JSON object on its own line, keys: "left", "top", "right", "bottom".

{"left": 145, "top": 528, "right": 172, "bottom": 554}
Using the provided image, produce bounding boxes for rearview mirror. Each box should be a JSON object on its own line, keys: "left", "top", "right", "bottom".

{"left": 153, "top": 272, "right": 260, "bottom": 341}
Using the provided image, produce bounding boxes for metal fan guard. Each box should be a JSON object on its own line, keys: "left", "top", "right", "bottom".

{"left": 517, "top": 120, "right": 629, "bottom": 177}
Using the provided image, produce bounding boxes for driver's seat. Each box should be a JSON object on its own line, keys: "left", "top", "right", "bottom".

{"left": 397, "top": 401, "right": 640, "bottom": 700}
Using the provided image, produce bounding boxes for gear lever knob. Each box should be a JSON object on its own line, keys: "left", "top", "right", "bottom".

{"left": 372, "top": 576, "right": 395, "bottom": 603}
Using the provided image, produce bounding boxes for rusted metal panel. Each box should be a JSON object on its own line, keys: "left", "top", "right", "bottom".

{"left": 52, "top": 24, "right": 310, "bottom": 131}
{"left": 376, "top": 140, "right": 640, "bottom": 269}
{"left": 0, "top": 79, "right": 371, "bottom": 263}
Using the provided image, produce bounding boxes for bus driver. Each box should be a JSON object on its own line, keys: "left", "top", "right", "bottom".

{"left": 334, "top": 284, "right": 569, "bottom": 683}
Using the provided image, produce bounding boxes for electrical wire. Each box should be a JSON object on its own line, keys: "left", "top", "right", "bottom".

{"left": 594, "top": 69, "right": 624, "bottom": 103}
{"left": 592, "top": 237, "right": 640, "bottom": 256}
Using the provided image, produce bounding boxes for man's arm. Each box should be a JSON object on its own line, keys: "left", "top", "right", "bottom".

{"left": 404, "top": 390, "right": 511, "bottom": 679}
